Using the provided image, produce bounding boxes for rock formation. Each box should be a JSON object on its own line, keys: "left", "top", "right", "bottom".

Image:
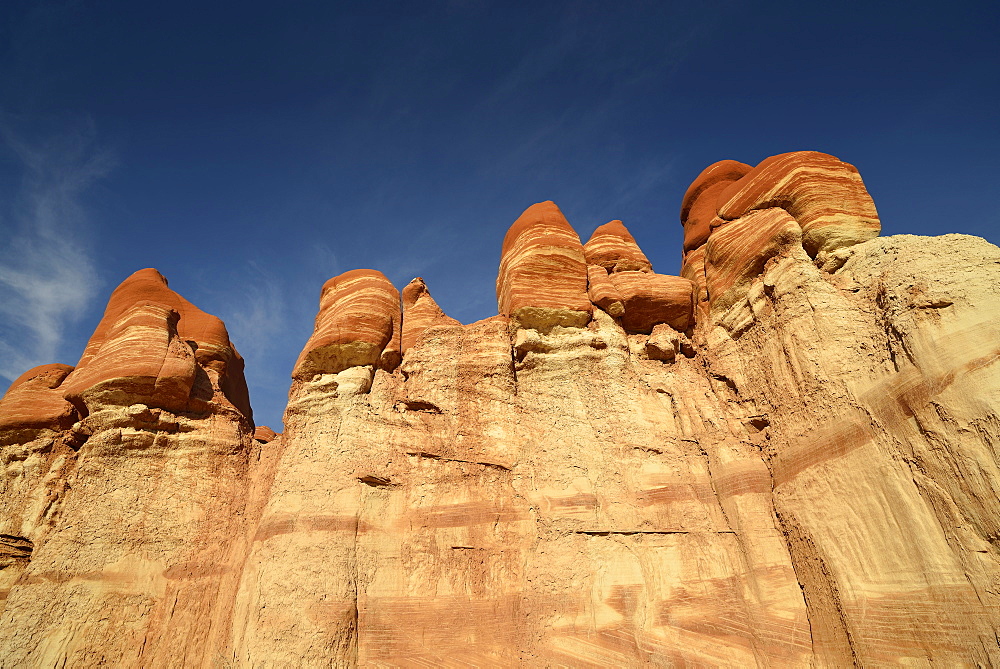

{"left": 497, "top": 200, "right": 592, "bottom": 330}
{"left": 400, "top": 277, "right": 460, "bottom": 353}
{"left": 1, "top": 150, "right": 999, "bottom": 666}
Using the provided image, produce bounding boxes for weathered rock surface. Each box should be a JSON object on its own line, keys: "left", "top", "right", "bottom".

{"left": 679, "top": 159, "right": 752, "bottom": 253}
{"left": 0, "top": 364, "right": 77, "bottom": 440}
{"left": 584, "top": 219, "right": 653, "bottom": 273}
{"left": 401, "top": 277, "right": 460, "bottom": 353}
{"left": 1, "top": 153, "right": 999, "bottom": 666}
{"left": 586, "top": 264, "right": 625, "bottom": 317}
{"left": 497, "top": 201, "right": 592, "bottom": 330}
{"left": 608, "top": 271, "right": 695, "bottom": 333}
{"left": 292, "top": 269, "right": 401, "bottom": 380}
{"left": 705, "top": 207, "right": 804, "bottom": 329}
{"left": 59, "top": 268, "right": 252, "bottom": 420}
{"left": 0, "top": 272, "right": 274, "bottom": 667}
{"left": 716, "top": 151, "right": 880, "bottom": 258}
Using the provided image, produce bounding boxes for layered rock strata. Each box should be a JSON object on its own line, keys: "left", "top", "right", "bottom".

{"left": 497, "top": 201, "right": 592, "bottom": 330}
{"left": 401, "top": 277, "right": 460, "bottom": 353}
{"left": 0, "top": 270, "right": 274, "bottom": 666}
{"left": 1, "top": 150, "right": 998, "bottom": 666}
{"left": 292, "top": 269, "right": 402, "bottom": 380}
{"left": 682, "top": 150, "right": 882, "bottom": 325}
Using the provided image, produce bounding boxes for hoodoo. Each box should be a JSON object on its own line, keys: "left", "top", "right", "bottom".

{"left": 2, "top": 151, "right": 999, "bottom": 666}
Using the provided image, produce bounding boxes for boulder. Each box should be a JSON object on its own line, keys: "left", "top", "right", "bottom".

{"left": 608, "top": 271, "right": 695, "bottom": 333}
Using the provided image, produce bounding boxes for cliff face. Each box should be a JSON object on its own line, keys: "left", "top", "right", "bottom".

{"left": 2, "top": 151, "right": 999, "bottom": 666}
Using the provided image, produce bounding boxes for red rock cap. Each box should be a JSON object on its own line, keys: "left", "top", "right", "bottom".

{"left": 61, "top": 269, "right": 252, "bottom": 420}
{"left": 293, "top": 269, "right": 401, "bottom": 380}
{"left": 716, "top": 151, "right": 880, "bottom": 256}
{"left": 0, "top": 363, "right": 78, "bottom": 437}
{"left": 497, "top": 201, "right": 592, "bottom": 330}
{"left": 584, "top": 220, "right": 653, "bottom": 273}
{"left": 401, "top": 277, "right": 460, "bottom": 354}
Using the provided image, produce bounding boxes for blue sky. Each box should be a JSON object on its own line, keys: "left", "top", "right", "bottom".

{"left": 1, "top": 1, "right": 997, "bottom": 430}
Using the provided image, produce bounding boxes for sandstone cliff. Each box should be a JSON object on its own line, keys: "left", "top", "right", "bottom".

{"left": 1, "top": 150, "right": 999, "bottom": 666}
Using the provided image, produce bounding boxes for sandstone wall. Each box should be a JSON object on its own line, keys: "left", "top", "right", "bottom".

{"left": 1, "top": 151, "right": 998, "bottom": 666}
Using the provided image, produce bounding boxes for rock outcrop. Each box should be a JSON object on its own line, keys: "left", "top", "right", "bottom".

{"left": 583, "top": 219, "right": 653, "bottom": 273}
{"left": 292, "top": 269, "right": 401, "bottom": 380}
{"left": 1, "top": 151, "right": 998, "bottom": 666}
{"left": 401, "top": 277, "right": 460, "bottom": 353}
{"left": 497, "top": 201, "right": 592, "bottom": 330}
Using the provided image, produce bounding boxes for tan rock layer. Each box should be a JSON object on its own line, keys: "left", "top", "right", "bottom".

{"left": 497, "top": 201, "right": 592, "bottom": 330}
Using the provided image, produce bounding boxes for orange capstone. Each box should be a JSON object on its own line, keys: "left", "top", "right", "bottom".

{"left": 586, "top": 265, "right": 625, "bottom": 317}
{"left": 583, "top": 220, "right": 653, "bottom": 273}
{"left": 61, "top": 302, "right": 198, "bottom": 414}
{"left": 292, "top": 269, "right": 401, "bottom": 380}
{"left": 716, "top": 151, "right": 880, "bottom": 257}
{"left": 59, "top": 268, "right": 252, "bottom": 419}
{"left": 679, "top": 160, "right": 752, "bottom": 253}
{"left": 608, "top": 271, "right": 695, "bottom": 333}
{"left": 401, "top": 277, "right": 460, "bottom": 354}
{"left": 0, "top": 364, "right": 78, "bottom": 437}
{"left": 253, "top": 425, "right": 279, "bottom": 443}
{"left": 497, "top": 201, "right": 592, "bottom": 330}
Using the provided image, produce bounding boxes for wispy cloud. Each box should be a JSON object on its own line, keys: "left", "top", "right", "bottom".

{"left": 0, "top": 116, "right": 113, "bottom": 383}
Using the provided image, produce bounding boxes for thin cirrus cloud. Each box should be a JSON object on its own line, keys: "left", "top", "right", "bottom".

{"left": 0, "top": 118, "right": 112, "bottom": 385}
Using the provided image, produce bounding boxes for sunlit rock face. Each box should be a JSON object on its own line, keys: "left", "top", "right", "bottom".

{"left": 291, "top": 268, "right": 401, "bottom": 380}
{"left": 497, "top": 200, "right": 593, "bottom": 330}
{"left": 401, "top": 277, "right": 460, "bottom": 354}
{"left": 584, "top": 219, "right": 653, "bottom": 273}
{"left": 1, "top": 151, "right": 999, "bottom": 666}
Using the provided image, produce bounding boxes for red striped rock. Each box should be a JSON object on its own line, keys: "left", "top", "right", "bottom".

{"left": 679, "top": 160, "right": 752, "bottom": 253}
{"left": 583, "top": 220, "right": 652, "bottom": 273}
{"left": 401, "top": 278, "right": 460, "bottom": 354}
{"left": 253, "top": 425, "right": 279, "bottom": 443}
{"left": 293, "top": 269, "right": 401, "bottom": 380}
{"left": 0, "top": 364, "right": 77, "bottom": 438}
{"left": 608, "top": 271, "right": 695, "bottom": 333}
{"left": 716, "top": 151, "right": 880, "bottom": 257}
{"left": 61, "top": 302, "right": 198, "bottom": 413}
{"left": 586, "top": 265, "right": 625, "bottom": 317}
{"left": 705, "top": 208, "right": 803, "bottom": 315}
{"left": 62, "top": 268, "right": 252, "bottom": 418}
{"left": 681, "top": 245, "right": 708, "bottom": 305}
{"left": 497, "top": 201, "right": 592, "bottom": 330}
